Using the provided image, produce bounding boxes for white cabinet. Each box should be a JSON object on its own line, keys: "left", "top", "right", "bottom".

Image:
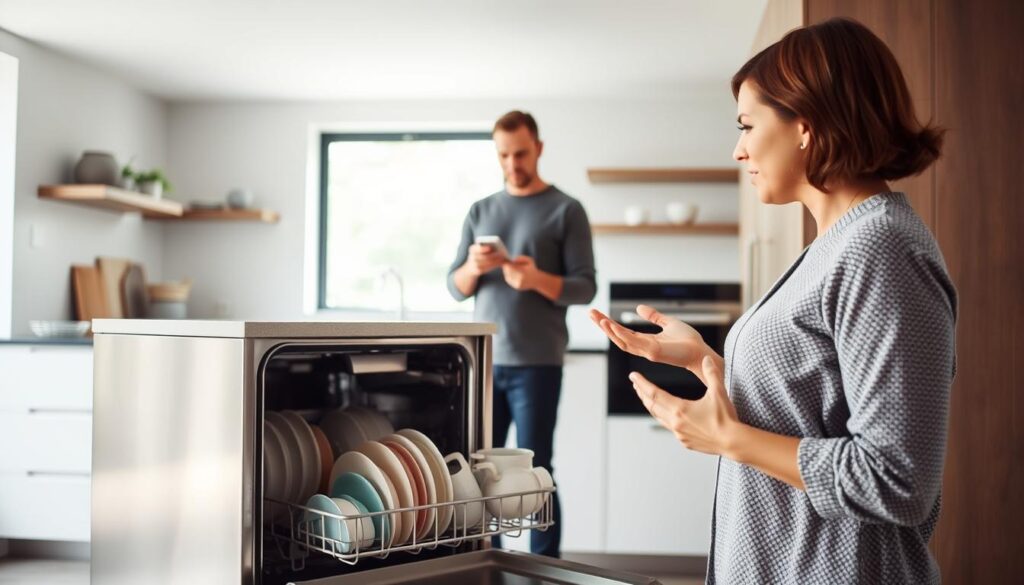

{"left": 605, "top": 416, "right": 718, "bottom": 555}
{"left": 501, "top": 352, "right": 608, "bottom": 554}
{"left": 0, "top": 344, "right": 92, "bottom": 542}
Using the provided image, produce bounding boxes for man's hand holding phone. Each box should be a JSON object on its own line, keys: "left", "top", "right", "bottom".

{"left": 467, "top": 235, "right": 510, "bottom": 276}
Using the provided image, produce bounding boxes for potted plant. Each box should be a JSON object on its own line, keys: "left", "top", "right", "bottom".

{"left": 120, "top": 160, "right": 136, "bottom": 191}
{"left": 135, "top": 168, "right": 172, "bottom": 199}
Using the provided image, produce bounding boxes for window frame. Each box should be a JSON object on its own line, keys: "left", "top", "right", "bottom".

{"left": 317, "top": 131, "right": 494, "bottom": 311}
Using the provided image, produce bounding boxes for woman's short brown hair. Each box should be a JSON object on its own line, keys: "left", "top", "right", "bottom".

{"left": 732, "top": 17, "right": 943, "bottom": 192}
{"left": 493, "top": 110, "right": 540, "bottom": 141}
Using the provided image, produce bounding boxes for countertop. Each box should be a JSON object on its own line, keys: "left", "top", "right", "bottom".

{"left": 0, "top": 337, "right": 93, "bottom": 345}
{"left": 91, "top": 319, "right": 497, "bottom": 338}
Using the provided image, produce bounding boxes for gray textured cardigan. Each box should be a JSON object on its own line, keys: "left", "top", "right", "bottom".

{"left": 709, "top": 193, "right": 957, "bottom": 584}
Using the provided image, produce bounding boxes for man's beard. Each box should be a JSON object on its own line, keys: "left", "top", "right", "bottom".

{"left": 509, "top": 170, "right": 532, "bottom": 188}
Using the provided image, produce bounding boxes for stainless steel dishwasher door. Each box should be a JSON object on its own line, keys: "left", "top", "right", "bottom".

{"left": 92, "top": 333, "right": 249, "bottom": 585}
{"left": 289, "top": 550, "right": 661, "bottom": 585}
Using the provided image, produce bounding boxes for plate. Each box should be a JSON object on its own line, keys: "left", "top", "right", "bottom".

{"left": 382, "top": 433, "right": 436, "bottom": 540}
{"left": 320, "top": 409, "right": 368, "bottom": 455}
{"left": 397, "top": 428, "right": 454, "bottom": 536}
{"left": 310, "top": 425, "right": 334, "bottom": 494}
{"left": 354, "top": 441, "right": 414, "bottom": 546}
{"left": 330, "top": 471, "right": 390, "bottom": 548}
{"left": 281, "top": 411, "right": 321, "bottom": 502}
{"left": 262, "top": 421, "right": 287, "bottom": 502}
{"left": 265, "top": 412, "right": 304, "bottom": 502}
{"left": 383, "top": 440, "right": 429, "bottom": 541}
{"left": 328, "top": 451, "right": 396, "bottom": 548}
{"left": 303, "top": 494, "right": 346, "bottom": 552}
{"left": 336, "top": 495, "right": 376, "bottom": 551}
{"left": 348, "top": 407, "right": 395, "bottom": 440}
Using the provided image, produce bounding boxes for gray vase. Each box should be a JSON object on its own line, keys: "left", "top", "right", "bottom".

{"left": 74, "top": 151, "right": 119, "bottom": 185}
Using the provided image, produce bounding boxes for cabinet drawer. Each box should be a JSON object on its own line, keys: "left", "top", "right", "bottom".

{"left": 0, "top": 346, "right": 93, "bottom": 411}
{"left": 0, "top": 411, "right": 91, "bottom": 473}
{"left": 0, "top": 472, "right": 90, "bottom": 541}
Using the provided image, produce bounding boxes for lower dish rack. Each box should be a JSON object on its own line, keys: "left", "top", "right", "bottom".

{"left": 265, "top": 486, "right": 556, "bottom": 569}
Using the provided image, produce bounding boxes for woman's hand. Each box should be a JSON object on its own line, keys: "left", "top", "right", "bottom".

{"left": 631, "top": 355, "right": 740, "bottom": 457}
{"left": 589, "top": 304, "right": 717, "bottom": 379}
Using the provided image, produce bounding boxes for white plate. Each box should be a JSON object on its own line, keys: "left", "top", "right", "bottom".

{"left": 265, "top": 412, "right": 305, "bottom": 503}
{"left": 320, "top": 409, "right": 368, "bottom": 455}
{"left": 349, "top": 407, "right": 394, "bottom": 440}
{"left": 281, "top": 411, "right": 321, "bottom": 502}
{"left": 396, "top": 429, "right": 454, "bottom": 536}
{"left": 354, "top": 441, "right": 415, "bottom": 546}
{"left": 382, "top": 433, "right": 437, "bottom": 540}
{"left": 328, "top": 451, "right": 397, "bottom": 548}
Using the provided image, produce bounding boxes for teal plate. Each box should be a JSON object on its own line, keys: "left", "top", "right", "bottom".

{"left": 330, "top": 471, "right": 391, "bottom": 546}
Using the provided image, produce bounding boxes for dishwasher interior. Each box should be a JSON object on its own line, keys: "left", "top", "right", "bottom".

{"left": 257, "top": 341, "right": 553, "bottom": 585}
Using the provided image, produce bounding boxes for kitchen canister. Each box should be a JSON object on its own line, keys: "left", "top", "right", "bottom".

{"left": 73, "top": 151, "right": 119, "bottom": 185}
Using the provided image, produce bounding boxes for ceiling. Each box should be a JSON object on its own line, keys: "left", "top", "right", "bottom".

{"left": 0, "top": 0, "right": 767, "bottom": 101}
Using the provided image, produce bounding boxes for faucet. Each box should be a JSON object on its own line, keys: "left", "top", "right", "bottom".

{"left": 379, "top": 266, "right": 406, "bottom": 321}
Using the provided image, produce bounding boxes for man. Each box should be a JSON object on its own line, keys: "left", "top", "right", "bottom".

{"left": 447, "top": 110, "right": 597, "bottom": 558}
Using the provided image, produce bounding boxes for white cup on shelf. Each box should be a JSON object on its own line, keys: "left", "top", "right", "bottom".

{"left": 666, "top": 202, "right": 698, "bottom": 225}
{"left": 624, "top": 206, "right": 648, "bottom": 226}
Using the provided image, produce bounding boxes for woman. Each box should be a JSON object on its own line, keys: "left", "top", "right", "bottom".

{"left": 591, "top": 18, "right": 956, "bottom": 584}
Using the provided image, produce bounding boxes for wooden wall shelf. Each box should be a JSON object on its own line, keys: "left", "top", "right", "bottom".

{"left": 592, "top": 223, "right": 739, "bottom": 235}
{"left": 587, "top": 168, "right": 739, "bottom": 184}
{"left": 38, "top": 185, "right": 279, "bottom": 223}
{"left": 160, "top": 208, "right": 280, "bottom": 223}
{"left": 38, "top": 184, "right": 183, "bottom": 218}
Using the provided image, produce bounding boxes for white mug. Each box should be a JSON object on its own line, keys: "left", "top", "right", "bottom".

{"left": 472, "top": 461, "right": 551, "bottom": 519}
{"left": 444, "top": 452, "right": 486, "bottom": 530}
{"left": 624, "top": 205, "right": 648, "bottom": 226}
{"left": 666, "top": 202, "right": 698, "bottom": 225}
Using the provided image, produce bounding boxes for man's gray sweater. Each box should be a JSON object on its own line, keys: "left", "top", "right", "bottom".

{"left": 447, "top": 186, "right": 597, "bottom": 366}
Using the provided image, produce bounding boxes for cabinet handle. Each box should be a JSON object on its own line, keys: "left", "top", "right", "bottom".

{"left": 746, "top": 236, "right": 759, "bottom": 307}
{"left": 26, "top": 471, "right": 90, "bottom": 478}
{"left": 27, "top": 408, "right": 91, "bottom": 415}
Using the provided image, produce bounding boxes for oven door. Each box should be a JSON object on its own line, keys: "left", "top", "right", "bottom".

{"left": 607, "top": 319, "right": 731, "bottom": 415}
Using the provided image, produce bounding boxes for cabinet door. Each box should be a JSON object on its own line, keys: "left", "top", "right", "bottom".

{"left": 605, "top": 417, "right": 718, "bottom": 555}
{"left": 0, "top": 411, "right": 92, "bottom": 473}
{"left": 0, "top": 346, "right": 93, "bottom": 411}
{"left": 0, "top": 473, "right": 90, "bottom": 541}
{"left": 501, "top": 353, "right": 608, "bottom": 553}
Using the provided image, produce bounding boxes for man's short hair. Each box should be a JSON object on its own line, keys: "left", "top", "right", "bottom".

{"left": 493, "top": 110, "right": 540, "bottom": 141}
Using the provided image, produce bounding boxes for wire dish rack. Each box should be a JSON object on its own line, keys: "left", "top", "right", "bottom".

{"left": 265, "top": 485, "right": 556, "bottom": 569}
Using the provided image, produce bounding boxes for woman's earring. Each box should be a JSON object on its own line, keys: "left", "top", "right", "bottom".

{"left": 799, "top": 143, "right": 806, "bottom": 150}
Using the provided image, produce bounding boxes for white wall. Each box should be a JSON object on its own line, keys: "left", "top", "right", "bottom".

{"left": 1, "top": 51, "right": 17, "bottom": 338}
{"left": 0, "top": 29, "right": 167, "bottom": 337}
{"left": 165, "top": 94, "right": 742, "bottom": 345}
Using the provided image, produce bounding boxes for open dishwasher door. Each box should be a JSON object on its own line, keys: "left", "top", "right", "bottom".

{"left": 291, "top": 549, "right": 661, "bottom": 585}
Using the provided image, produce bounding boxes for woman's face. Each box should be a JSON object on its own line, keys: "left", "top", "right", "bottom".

{"left": 733, "top": 81, "right": 809, "bottom": 204}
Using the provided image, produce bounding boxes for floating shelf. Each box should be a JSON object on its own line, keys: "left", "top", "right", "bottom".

{"left": 38, "top": 184, "right": 183, "bottom": 218}
{"left": 38, "top": 185, "right": 279, "bottom": 223}
{"left": 592, "top": 223, "right": 739, "bottom": 235}
{"left": 155, "top": 208, "right": 280, "bottom": 223}
{"left": 587, "top": 168, "right": 739, "bottom": 184}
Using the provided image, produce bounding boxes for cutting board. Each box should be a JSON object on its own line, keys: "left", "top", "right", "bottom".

{"left": 96, "top": 256, "right": 131, "bottom": 319}
{"left": 121, "top": 263, "right": 149, "bottom": 318}
{"left": 71, "top": 265, "right": 110, "bottom": 330}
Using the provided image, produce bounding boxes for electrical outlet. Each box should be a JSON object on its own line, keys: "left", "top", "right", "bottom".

{"left": 28, "top": 224, "right": 43, "bottom": 248}
{"left": 214, "top": 300, "right": 230, "bottom": 318}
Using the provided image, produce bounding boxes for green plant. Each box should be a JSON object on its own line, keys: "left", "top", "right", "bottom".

{"left": 121, "top": 157, "right": 136, "bottom": 178}
{"left": 134, "top": 168, "right": 172, "bottom": 192}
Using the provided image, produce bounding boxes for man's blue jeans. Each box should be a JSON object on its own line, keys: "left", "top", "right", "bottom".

{"left": 490, "top": 364, "right": 563, "bottom": 558}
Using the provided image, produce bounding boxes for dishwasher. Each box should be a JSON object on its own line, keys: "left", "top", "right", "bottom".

{"left": 90, "top": 320, "right": 659, "bottom": 585}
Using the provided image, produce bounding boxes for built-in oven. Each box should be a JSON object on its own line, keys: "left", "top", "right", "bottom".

{"left": 606, "top": 283, "right": 741, "bottom": 415}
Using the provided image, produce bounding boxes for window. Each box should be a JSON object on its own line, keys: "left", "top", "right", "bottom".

{"left": 319, "top": 132, "right": 498, "bottom": 312}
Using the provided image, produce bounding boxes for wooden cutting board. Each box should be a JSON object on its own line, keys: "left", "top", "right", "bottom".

{"left": 96, "top": 256, "right": 131, "bottom": 319}
{"left": 71, "top": 265, "right": 110, "bottom": 331}
{"left": 121, "top": 263, "right": 149, "bottom": 318}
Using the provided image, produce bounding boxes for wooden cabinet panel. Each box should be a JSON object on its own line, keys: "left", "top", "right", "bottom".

{"left": 930, "top": 0, "right": 1024, "bottom": 582}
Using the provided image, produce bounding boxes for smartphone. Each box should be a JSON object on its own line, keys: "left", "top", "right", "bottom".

{"left": 474, "top": 235, "right": 510, "bottom": 260}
